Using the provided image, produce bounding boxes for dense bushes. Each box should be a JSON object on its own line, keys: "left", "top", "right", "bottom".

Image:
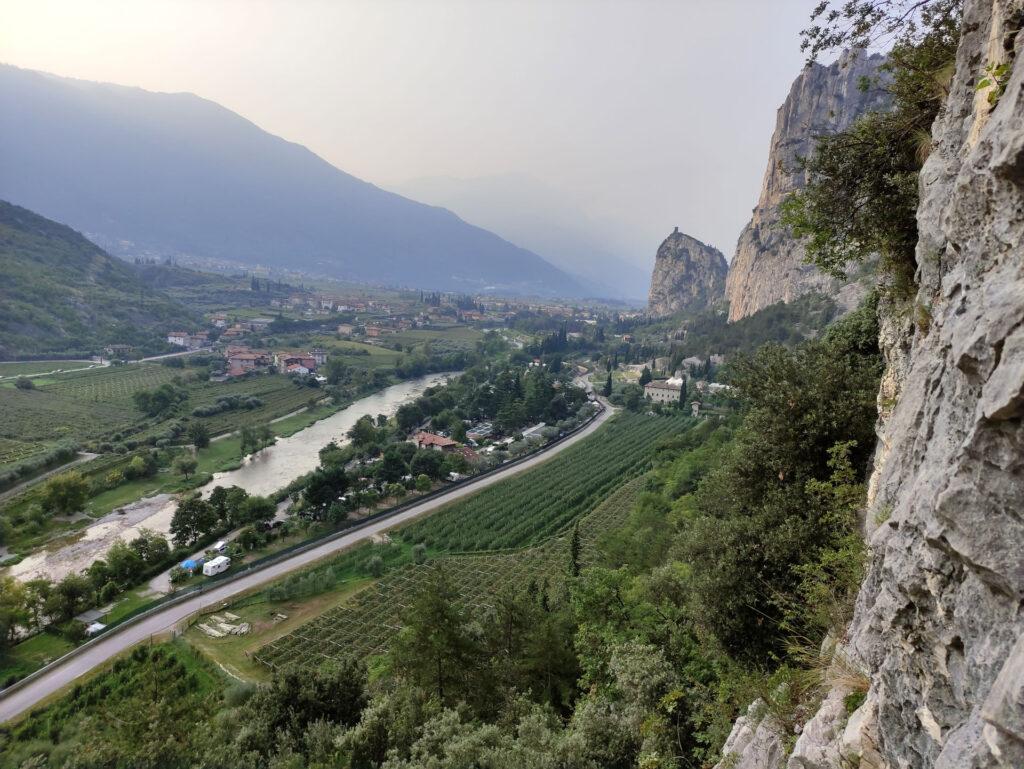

{"left": 0, "top": 443, "right": 78, "bottom": 492}
{"left": 191, "top": 394, "right": 263, "bottom": 417}
{"left": 132, "top": 383, "right": 187, "bottom": 416}
{"left": 0, "top": 644, "right": 216, "bottom": 768}
{"left": 679, "top": 297, "right": 881, "bottom": 662}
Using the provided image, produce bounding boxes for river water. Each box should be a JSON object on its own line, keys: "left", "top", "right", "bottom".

{"left": 6, "top": 373, "right": 456, "bottom": 584}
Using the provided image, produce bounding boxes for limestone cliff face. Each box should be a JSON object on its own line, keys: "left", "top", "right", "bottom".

{"left": 646, "top": 228, "right": 727, "bottom": 317}
{"left": 724, "top": 50, "right": 890, "bottom": 322}
{"left": 713, "top": 2, "right": 1024, "bottom": 768}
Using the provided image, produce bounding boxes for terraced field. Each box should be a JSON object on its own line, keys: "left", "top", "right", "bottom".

{"left": 254, "top": 476, "right": 644, "bottom": 669}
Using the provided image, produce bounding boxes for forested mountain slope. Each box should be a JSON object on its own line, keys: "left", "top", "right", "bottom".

{"left": 0, "top": 201, "right": 194, "bottom": 356}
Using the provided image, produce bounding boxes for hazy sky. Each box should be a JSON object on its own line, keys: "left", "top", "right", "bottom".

{"left": 1, "top": 0, "right": 819, "bottom": 267}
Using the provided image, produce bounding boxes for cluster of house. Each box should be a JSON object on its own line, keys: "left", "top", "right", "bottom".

{"left": 168, "top": 316, "right": 281, "bottom": 351}
{"left": 410, "top": 430, "right": 481, "bottom": 466}
{"left": 269, "top": 294, "right": 392, "bottom": 316}
{"left": 643, "top": 373, "right": 734, "bottom": 416}
{"left": 336, "top": 307, "right": 512, "bottom": 339}
{"left": 166, "top": 330, "right": 211, "bottom": 350}
{"left": 222, "top": 345, "right": 328, "bottom": 378}
{"left": 216, "top": 316, "right": 276, "bottom": 341}
{"left": 410, "top": 417, "right": 550, "bottom": 465}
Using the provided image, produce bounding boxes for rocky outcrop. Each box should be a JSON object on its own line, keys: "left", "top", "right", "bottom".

{"left": 646, "top": 228, "right": 727, "bottom": 316}
{"left": 724, "top": 50, "right": 890, "bottom": 322}
{"left": 708, "top": 2, "right": 1024, "bottom": 767}
{"left": 712, "top": 700, "right": 786, "bottom": 769}
{"left": 841, "top": 2, "right": 1024, "bottom": 765}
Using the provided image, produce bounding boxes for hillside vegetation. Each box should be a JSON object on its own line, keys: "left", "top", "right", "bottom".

{"left": 0, "top": 299, "right": 884, "bottom": 769}
{"left": 0, "top": 201, "right": 195, "bottom": 357}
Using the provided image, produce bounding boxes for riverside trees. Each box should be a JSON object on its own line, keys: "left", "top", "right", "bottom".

{"left": 170, "top": 485, "right": 275, "bottom": 547}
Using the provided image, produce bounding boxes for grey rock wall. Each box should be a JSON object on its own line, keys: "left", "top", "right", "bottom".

{"left": 724, "top": 50, "right": 889, "bottom": 322}
{"left": 646, "top": 227, "right": 727, "bottom": 317}
{"left": 709, "top": 1, "right": 1024, "bottom": 767}
{"left": 845, "top": 1, "right": 1024, "bottom": 765}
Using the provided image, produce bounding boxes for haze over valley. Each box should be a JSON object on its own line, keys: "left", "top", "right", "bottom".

{"left": 0, "top": 3, "right": 1021, "bottom": 769}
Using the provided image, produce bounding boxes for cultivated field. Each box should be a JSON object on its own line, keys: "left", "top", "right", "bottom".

{"left": 0, "top": 438, "right": 49, "bottom": 468}
{"left": 325, "top": 340, "right": 403, "bottom": 369}
{"left": 400, "top": 411, "right": 691, "bottom": 551}
{"left": 0, "top": 364, "right": 179, "bottom": 452}
{"left": 253, "top": 476, "right": 644, "bottom": 669}
{"left": 0, "top": 386, "right": 139, "bottom": 446}
{"left": 41, "top": 364, "right": 181, "bottom": 404}
{"left": 390, "top": 326, "right": 483, "bottom": 349}
{"left": 187, "top": 375, "right": 324, "bottom": 436}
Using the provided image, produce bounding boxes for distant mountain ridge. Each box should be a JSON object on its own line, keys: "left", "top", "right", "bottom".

{"left": 0, "top": 64, "right": 585, "bottom": 298}
{"left": 0, "top": 200, "right": 195, "bottom": 357}
{"left": 394, "top": 174, "right": 651, "bottom": 300}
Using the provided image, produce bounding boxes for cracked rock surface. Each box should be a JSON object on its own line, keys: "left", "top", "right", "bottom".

{"left": 724, "top": 49, "right": 888, "bottom": 322}
{"left": 710, "top": 1, "right": 1024, "bottom": 766}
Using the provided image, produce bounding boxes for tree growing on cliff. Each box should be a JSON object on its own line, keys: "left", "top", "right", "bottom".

{"left": 784, "top": 1, "right": 962, "bottom": 298}
{"left": 799, "top": 0, "right": 961, "bottom": 62}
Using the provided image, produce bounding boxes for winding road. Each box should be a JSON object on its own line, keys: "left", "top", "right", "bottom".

{"left": 0, "top": 398, "right": 612, "bottom": 723}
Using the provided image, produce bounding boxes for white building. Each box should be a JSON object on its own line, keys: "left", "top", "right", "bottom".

{"left": 644, "top": 379, "right": 683, "bottom": 404}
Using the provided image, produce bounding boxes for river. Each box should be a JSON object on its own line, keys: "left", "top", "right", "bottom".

{"left": 5, "top": 373, "right": 456, "bottom": 584}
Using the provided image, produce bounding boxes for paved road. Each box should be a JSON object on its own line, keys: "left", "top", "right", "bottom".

{"left": 0, "top": 362, "right": 105, "bottom": 380}
{"left": 138, "top": 348, "right": 213, "bottom": 362}
{"left": 0, "top": 400, "right": 613, "bottom": 722}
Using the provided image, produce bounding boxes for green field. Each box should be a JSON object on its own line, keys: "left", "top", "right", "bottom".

{"left": 0, "top": 364, "right": 181, "bottom": 449}
{"left": 390, "top": 325, "right": 483, "bottom": 348}
{"left": 0, "top": 630, "right": 75, "bottom": 686}
{"left": 247, "top": 412, "right": 691, "bottom": 672}
{"left": 0, "top": 438, "right": 50, "bottom": 468}
{"left": 0, "top": 366, "right": 325, "bottom": 469}
{"left": 0, "top": 386, "right": 138, "bottom": 446}
{"left": 187, "top": 375, "right": 325, "bottom": 436}
{"left": 322, "top": 339, "right": 404, "bottom": 369}
{"left": 400, "top": 411, "right": 692, "bottom": 551}
{"left": 253, "top": 477, "right": 644, "bottom": 670}
{"left": 42, "top": 364, "right": 182, "bottom": 404}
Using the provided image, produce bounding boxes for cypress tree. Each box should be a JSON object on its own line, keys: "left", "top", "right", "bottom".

{"left": 568, "top": 521, "right": 582, "bottom": 577}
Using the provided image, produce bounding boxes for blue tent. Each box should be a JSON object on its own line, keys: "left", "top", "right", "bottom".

{"left": 180, "top": 557, "right": 204, "bottom": 570}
